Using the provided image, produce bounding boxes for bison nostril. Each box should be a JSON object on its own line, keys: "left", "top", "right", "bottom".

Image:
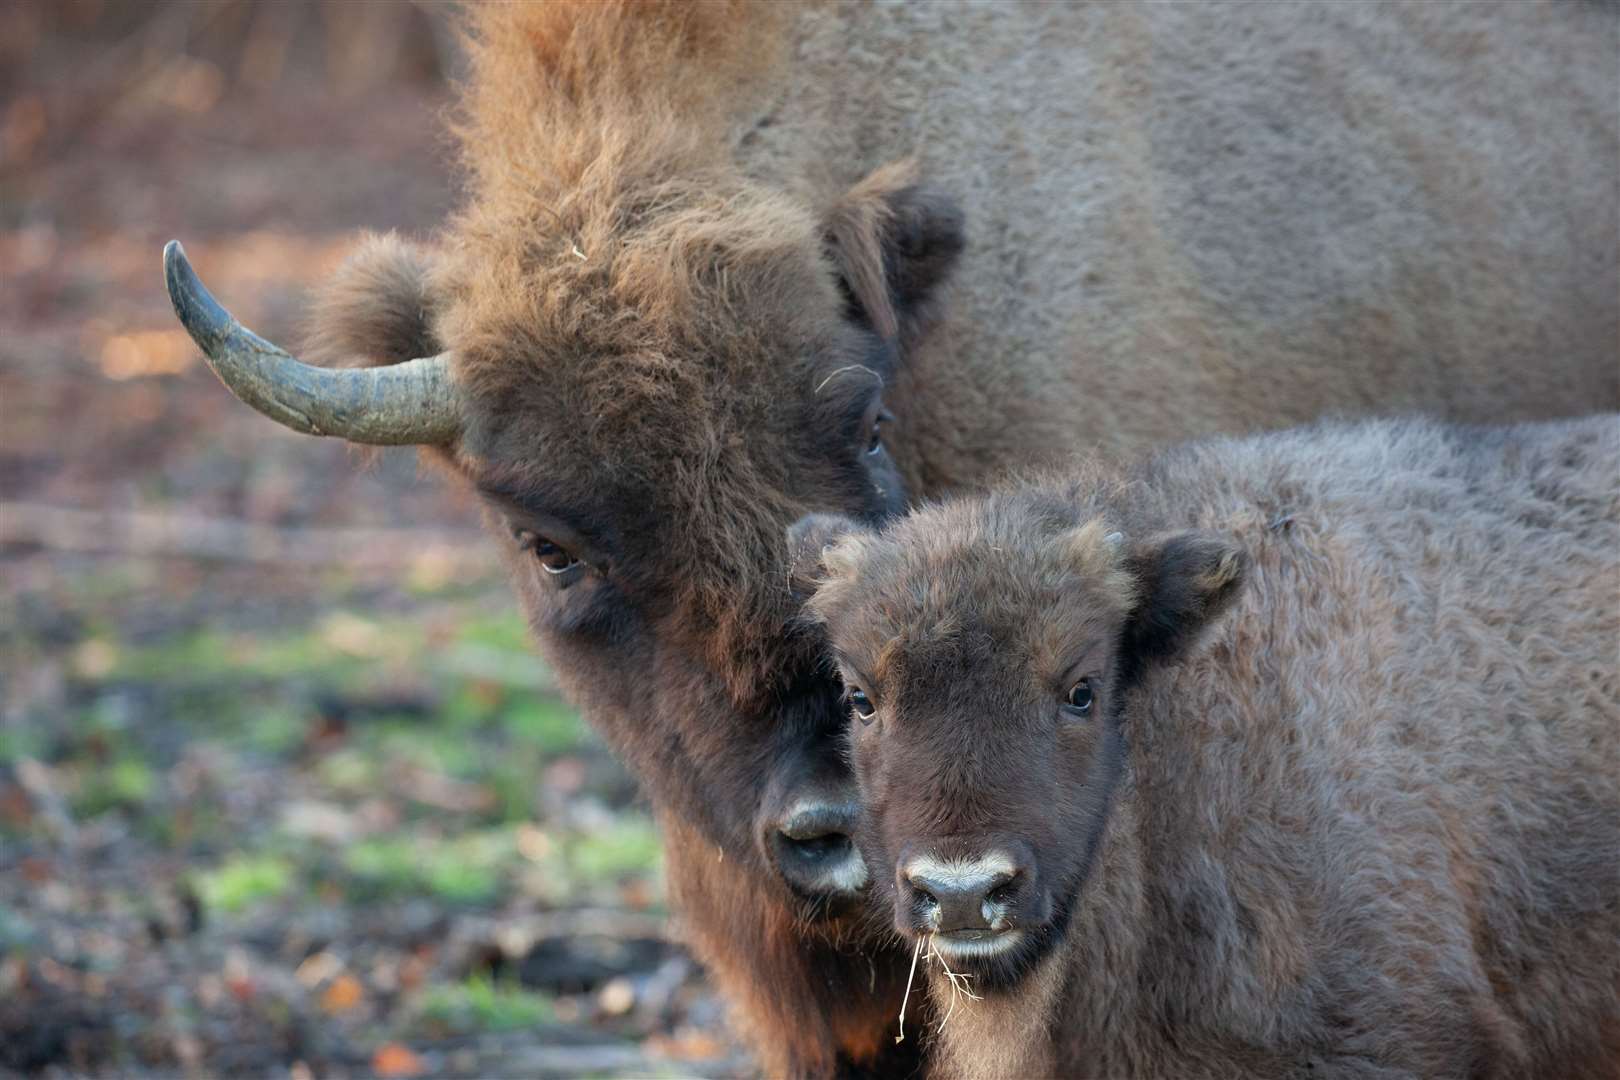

{"left": 777, "top": 803, "right": 858, "bottom": 843}
{"left": 780, "top": 831, "right": 852, "bottom": 862}
{"left": 767, "top": 805, "right": 869, "bottom": 897}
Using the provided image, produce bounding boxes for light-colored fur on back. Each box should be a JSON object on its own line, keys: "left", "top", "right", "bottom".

{"left": 748, "top": 2, "right": 1619, "bottom": 490}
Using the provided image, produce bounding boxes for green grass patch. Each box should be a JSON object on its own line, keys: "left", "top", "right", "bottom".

{"left": 109, "top": 628, "right": 266, "bottom": 683}
{"left": 315, "top": 748, "right": 379, "bottom": 792}
{"left": 195, "top": 855, "right": 294, "bottom": 913}
{"left": 341, "top": 837, "right": 419, "bottom": 895}
{"left": 450, "top": 612, "right": 533, "bottom": 655}
{"left": 108, "top": 619, "right": 422, "bottom": 687}
{"left": 441, "top": 683, "right": 505, "bottom": 729}
{"left": 343, "top": 828, "right": 516, "bottom": 905}
{"left": 72, "top": 755, "right": 157, "bottom": 817}
{"left": 366, "top": 721, "right": 482, "bottom": 777}
{"left": 0, "top": 727, "right": 44, "bottom": 765}
{"left": 569, "top": 818, "right": 662, "bottom": 884}
{"left": 502, "top": 697, "right": 587, "bottom": 754}
{"left": 485, "top": 749, "right": 545, "bottom": 823}
{"left": 418, "top": 974, "right": 554, "bottom": 1035}
{"left": 241, "top": 705, "right": 307, "bottom": 756}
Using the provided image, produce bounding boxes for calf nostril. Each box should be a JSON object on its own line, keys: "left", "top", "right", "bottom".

{"left": 985, "top": 872, "right": 1018, "bottom": 906}
{"left": 901, "top": 861, "right": 1024, "bottom": 932}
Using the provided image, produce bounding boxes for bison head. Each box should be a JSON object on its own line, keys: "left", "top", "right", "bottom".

{"left": 163, "top": 158, "right": 963, "bottom": 919}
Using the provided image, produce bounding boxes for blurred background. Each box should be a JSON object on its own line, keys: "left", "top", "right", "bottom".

{"left": 1, "top": 3, "right": 742, "bottom": 1075}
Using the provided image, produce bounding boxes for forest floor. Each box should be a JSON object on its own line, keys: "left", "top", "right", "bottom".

{"left": 1, "top": 6, "right": 746, "bottom": 1076}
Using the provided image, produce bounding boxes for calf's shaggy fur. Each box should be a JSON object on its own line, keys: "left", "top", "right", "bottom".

{"left": 798, "top": 416, "right": 1620, "bottom": 1079}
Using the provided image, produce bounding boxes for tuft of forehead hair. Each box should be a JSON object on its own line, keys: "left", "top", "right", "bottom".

{"left": 808, "top": 494, "right": 1146, "bottom": 690}
{"left": 1024, "top": 518, "right": 1139, "bottom": 681}
{"left": 452, "top": 2, "right": 789, "bottom": 208}
{"left": 1058, "top": 519, "right": 1138, "bottom": 609}
{"left": 808, "top": 526, "right": 967, "bottom": 691}
{"left": 439, "top": 0, "right": 833, "bottom": 443}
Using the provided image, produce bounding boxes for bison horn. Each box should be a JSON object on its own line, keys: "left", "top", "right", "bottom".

{"left": 162, "top": 240, "right": 462, "bottom": 445}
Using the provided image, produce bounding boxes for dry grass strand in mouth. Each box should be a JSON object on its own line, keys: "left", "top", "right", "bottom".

{"left": 894, "top": 934, "right": 984, "bottom": 1042}
{"left": 894, "top": 935, "right": 925, "bottom": 1043}
{"left": 927, "top": 936, "right": 982, "bottom": 1032}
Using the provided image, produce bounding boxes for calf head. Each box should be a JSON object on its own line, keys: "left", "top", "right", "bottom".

{"left": 790, "top": 492, "right": 1246, "bottom": 990}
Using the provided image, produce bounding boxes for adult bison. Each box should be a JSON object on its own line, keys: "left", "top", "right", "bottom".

{"left": 791, "top": 414, "right": 1620, "bottom": 1078}
{"left": 163, "top": 2, "right": 1618, "bottom": 1074}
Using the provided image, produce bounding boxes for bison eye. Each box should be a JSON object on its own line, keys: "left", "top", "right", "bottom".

{"left": 1064, "top": 678, "right": 1094, "bottom": 715}
{"left": 535, "top": 539, "right": 581, "bottom": 575}
{"left": 847, "top": 687, "right": 876, "bottom": 723}
{"left": 516, "top": 531, "right": 582, "bottom": 579}
{"left": 866, "top": 409, "right": 893, "bottom": 456}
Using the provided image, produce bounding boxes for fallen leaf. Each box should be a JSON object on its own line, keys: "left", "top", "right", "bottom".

{"left": 646, "top": 1029, "right": 726, "bottom": 1061}
{"left": 597, "top": 976, "right": 635, "bottom": 1016}
{"left": 398, "top": 954, "right": 427, "bottom": 992}
{"left": 98, "top": 330, "right": 194, "bottom": 380}
{"left": 320, "top": 973, "right": 364, "bottom": 1014}
{"left": 224, "top": 948, "right": 256, "bottom": 1002}
{"left": 71, "top": 638, "right": 120, "bottom": 678}
{"left": 371, "top": 1043, "right": 425, "bottom": 1078}
{"left": 295, "top": 950, "right": 342, "bottom": 989}
{"left": 516, "top": 822, "right": 553, "bottom": 861}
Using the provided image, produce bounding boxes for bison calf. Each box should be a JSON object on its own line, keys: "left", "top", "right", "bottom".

{"left": 793, "top": 416, "right": 1620, "bottom": 1079}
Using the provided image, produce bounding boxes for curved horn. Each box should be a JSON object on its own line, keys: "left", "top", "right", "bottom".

{"left": 163, "top": 240, "right": 462, "bottom": 445}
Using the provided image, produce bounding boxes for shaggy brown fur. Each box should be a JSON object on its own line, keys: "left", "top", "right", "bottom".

{"left": 294, "top": 3, "right": 1619, "bottom": 1073}
{"left": 309, "top": 7, "right": 945, "bottom": 1073}
{"left": 799, "top": 415, "right": 1620, "bottom": 1079}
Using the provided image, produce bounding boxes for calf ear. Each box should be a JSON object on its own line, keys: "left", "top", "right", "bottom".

{"left": 1122, "top": 532, "right": 1247, "bottom": 671}
{"left": 786, "top": 512, "right": 869, "bottom": 601}
{"left": 306, "top": 232, "right": 443, "bottom": 369}
{"left": 824, "top": 159, "right": 965, "bottom": 345}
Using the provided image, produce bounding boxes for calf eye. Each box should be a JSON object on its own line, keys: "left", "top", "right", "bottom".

{"left": 848, "top": 687, "right": 876, "bottom": 723}
{"left": 1064, "top": 678, "right": 1094, "bottom": 715}
{"left": 866, "top": 409, "right": 893, "bottom": 456}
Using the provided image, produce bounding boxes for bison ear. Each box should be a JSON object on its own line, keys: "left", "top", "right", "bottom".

{"left": 306, "top": 232, "right": 443, "bottom": 369}
{"left": 1122, "top": 532, "right": 1247, "bottom": 673}
{"left": 786, "top": 512, "right": 870, "bottom": 600}
{"left": 823, "top": 159, "right": 964, "bottom": 345}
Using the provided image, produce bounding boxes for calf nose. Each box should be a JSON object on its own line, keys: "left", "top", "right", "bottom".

{"left": 901, "top": 855, "right": 1019, "bottom": 933}
{"left": 768, "top": 801, "right": 869, "bottom": 897}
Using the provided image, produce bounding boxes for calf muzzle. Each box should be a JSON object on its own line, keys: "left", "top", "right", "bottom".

{"left": 897, "top": 848, "right": 1030, "bottom": 936}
